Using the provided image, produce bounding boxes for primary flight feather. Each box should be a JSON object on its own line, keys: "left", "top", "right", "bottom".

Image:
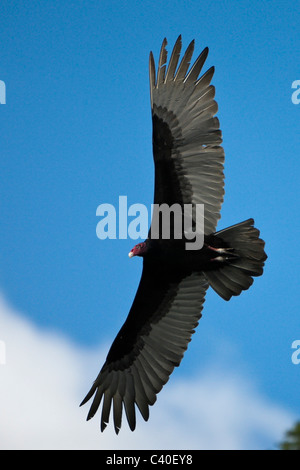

{"left": 80, "top": 36, "right": 267, "bottom": 434}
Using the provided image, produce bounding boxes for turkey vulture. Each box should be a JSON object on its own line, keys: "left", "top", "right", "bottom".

{"left": 80, "top": 36, "right": 267, "bottom": 434}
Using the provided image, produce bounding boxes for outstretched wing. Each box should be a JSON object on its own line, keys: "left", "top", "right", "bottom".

{"left": 80, "top": 265, "right": 208, "bottom": 433}
{"left": 150, "top": 35, "right": 225, "bottom": 235}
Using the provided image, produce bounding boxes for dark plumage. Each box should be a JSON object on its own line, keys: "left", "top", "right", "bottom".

{"left": 80, "top": 36, "right": 267, "bottom": 434}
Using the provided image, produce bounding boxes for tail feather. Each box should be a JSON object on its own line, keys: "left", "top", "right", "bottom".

{"left": 204, "top": 219, "right": 267, "bottom": 301}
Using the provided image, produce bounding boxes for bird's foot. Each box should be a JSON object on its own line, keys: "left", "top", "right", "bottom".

{"left": 207, "top": 245, "right": 234, "bottom": 254}
{"left": 207, "top": 245, "right": 239, "bottom": 262}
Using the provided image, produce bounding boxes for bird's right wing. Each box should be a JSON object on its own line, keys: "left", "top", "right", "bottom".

{"left": 80, "top": 264, "right": 208, "bottom": 433}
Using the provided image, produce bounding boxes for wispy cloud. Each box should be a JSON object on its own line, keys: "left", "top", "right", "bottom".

{"left": 0, "top": 293, "right": 295, "bottom": 450}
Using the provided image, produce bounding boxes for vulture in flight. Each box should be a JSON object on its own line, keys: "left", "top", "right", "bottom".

{"left": 80, "top": 36, "right": 267, "bottom": 433}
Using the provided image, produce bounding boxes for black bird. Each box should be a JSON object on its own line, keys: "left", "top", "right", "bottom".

{"left": 80, "top": 36, "right": 267, "bottom": 434}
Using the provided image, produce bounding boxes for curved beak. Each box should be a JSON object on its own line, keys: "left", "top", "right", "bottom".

{"left": 128, "top": 251, "right": 134, "bottom": 258}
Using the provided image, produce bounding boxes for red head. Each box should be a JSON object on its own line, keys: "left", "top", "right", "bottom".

{"left": 128, "top": 242, "right": 148, "bottom": 258}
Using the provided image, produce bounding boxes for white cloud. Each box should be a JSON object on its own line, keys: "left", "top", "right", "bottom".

{"left": 0, "top": 293, "right": 295, "bottom": 450}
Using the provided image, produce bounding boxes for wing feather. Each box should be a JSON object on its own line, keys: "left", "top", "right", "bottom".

{"left": 174, "top": 39, "right": 195, "bottom": 82}
{"left": 149, "top": 52, "right": 156, "bottom": 107}
{"left": 165, "top": 35, "right": 182, "bottom": 83}
{"left": 156, "top": 38, "right": 168, "bottom": 87}
{"left": 184, "top": 47, "right": 208, "bottom": 84}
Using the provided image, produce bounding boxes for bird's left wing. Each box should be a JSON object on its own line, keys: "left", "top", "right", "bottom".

{"left": 150, "top": 36, "right": 225, "bottom": 235}
{"left": 80, "top": 265, "right": 208, "bottom": 433}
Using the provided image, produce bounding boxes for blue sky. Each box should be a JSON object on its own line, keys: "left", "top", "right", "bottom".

{"left": 0, "top": 0, "right": 300, "bottom": 449}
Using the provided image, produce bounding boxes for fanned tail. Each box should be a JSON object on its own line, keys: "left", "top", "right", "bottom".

{"left": 204, "top": 219, "right": 267, "bottom": 301}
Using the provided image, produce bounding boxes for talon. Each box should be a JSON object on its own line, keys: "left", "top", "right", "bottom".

{"left": 211, "top": 256, "right": 225, "bottom": 262}
{"left": 207, "top": 245, "right": 235, "bottom": 254}
{"left": 207, "top": 244, "right": 240, "bottom": 262}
